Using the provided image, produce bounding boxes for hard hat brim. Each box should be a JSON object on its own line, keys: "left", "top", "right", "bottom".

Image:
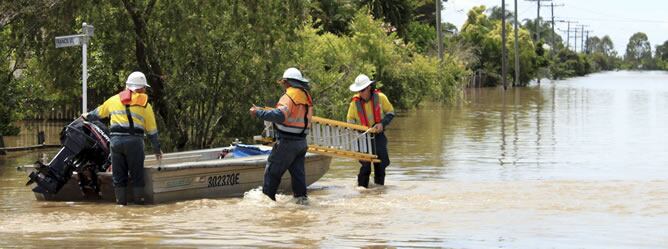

{"left": 284, "top": 77, "right": 309, "bottom": 83}
{"left": 127, "top": 83, "right": 150, "bottom": 91}
{"left": 349, "top": 80, "right": 374, "bottom": 92}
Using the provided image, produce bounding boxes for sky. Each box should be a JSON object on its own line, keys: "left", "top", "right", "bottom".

{"left": 443, "top": 0, "right": 668, "bottom": 55}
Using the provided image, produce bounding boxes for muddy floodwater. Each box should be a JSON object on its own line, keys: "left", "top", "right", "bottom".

{"left": 1, "top": 71, "right": 667, "bottom": 248}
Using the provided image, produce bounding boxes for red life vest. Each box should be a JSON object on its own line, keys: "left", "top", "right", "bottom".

{"left": 352, "top": 89, "right": 382, "bottom": 127}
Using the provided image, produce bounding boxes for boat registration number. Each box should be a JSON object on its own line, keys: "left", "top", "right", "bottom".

{"left": 207, "top": 173, "right": 240, "bottom": 188}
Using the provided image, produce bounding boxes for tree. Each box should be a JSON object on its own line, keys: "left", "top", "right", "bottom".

{"left": 586, "top": 36, "right": 601, "bottom": 54}
{"left": 656, "top": 40, "right": 668, "bottom": 70}
{"left": 0, "top": 0, "right": 61, "bottom": 152}
{"left": 522, "top": 18, "right": 560, "bottom": 45}
{"left": 600, "top": 35, "right": 614, "bottom": 56}
{"left": 460, "top": 6, "right": 538, "bottom": 86}
{"left": 360, "top": 0, "right": 414, "bottom": 38}
{"left": 412, "top": 0, "right": 436, "bottom": 25}
{"left": 487, "top": 6, "right": 516, "bottom": 26}
{"left": 310, "top": 0, "right": 357, "bottom": 35}
{"left": 625, "top": 32, "right": 652, "bottom": 69}
{"left": 655, "top": 40, "right": 668, "bottom": 61}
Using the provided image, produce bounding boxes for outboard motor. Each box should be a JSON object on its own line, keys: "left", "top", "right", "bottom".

{"left": 26, "top": 117, "right": 111, "bottom": 196}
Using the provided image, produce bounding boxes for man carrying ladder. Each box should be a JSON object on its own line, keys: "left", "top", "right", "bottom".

{"left": 346, "top": 74, "right": 395, "bottom": 188}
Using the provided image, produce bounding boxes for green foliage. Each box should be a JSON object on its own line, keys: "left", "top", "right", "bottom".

{"left": 1, "top": 11, "right": 23, "bottom": 136}
{"left": 405, "top": 21, "right": 436, "bottom": 54}
{"left": 145, "top": 0, "right": 308, "bottom": 149}
{"left": 522, "top": 18, "right": 561, "bottom": 45}
{"left": 459, "top": 6, "right": 537, "bottom": 86}
{"left": 550, "top": 48, "right": 591, "bottom": 79}
{"left": 656, "top": 41, "right": 668, "bottom": 61}
{"left": 310, "top": 0, "right": 357, "bottom": 35}
{"left": 655, "top": 40, "right": 668, "bottom": 70}
{"left": 361, "top": 0, "right": 415, "bottom": 38}
{"left": 293, "top": 11, "right": 468, "bottom": 119}
{"left": 624, "top": 32, "right": 653, "bottom": 69}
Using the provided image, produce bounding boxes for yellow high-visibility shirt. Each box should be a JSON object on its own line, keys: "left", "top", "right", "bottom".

{"left": 94, "top": 92, "right": 158, "bottom": 135}
{"left": 346, "top": 92, "right": 394, "bottom": 126}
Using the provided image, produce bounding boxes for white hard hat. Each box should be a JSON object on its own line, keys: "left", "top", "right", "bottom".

{"left": 282, "top": 67, "right": 309, "bottom": 83}
{"left": 126, "top": 71, "right": 150, "bottom": 91}
{"left": 349, "top": 74, "right": 375, "bottom": 92}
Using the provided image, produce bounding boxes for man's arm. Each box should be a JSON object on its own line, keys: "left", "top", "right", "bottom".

{"left": 144, "top": 104, "right": 162, "bottom": 160}
{"left": 346, "top": 101, "right": 357, "bottom": 124}
{"left": 83, "top": 98, "right": 111, "bottom": 120}
{"left": 255, "top": 107, "right": 286, "bottom": 123}
{"left": 380, "top": 93, "right": 395, "bottom": 127}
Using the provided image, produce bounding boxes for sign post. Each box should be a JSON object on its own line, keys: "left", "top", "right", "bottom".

{"left": 55, "top": 22, "right": 94, "bottom": 114}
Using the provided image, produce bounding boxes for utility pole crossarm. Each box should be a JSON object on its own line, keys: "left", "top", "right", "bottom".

{"left": 540, "top": 3, "right": 564, "bottom": 53}
{"left": 556, "top": 20, "right": 577, "bottom": 50}
{"left": 525, "top": 0, "right": 552, "bottom": 42}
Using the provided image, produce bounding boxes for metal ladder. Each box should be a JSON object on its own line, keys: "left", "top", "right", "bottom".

{"left": 255, "top": 116, "right": 379, "bottom": 162}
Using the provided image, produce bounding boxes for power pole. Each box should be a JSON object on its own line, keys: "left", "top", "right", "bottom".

{"left": 502, "top": 0, "right": 508, "bottom": 90}
{"left": 573, "top": 27, "right": 579, "bottom": 53}
{"left": 560, "top": 28, "right": 580, "bottom": 53}
{"left": 575, "top": 24, "right": 588, "bottom": 53}
{"left": 435, "top": 0, "right": 442, "bottom": 61}
{"left": 580, "top": 26, "right": 586, "bottom": 52}
{"left": 514, "top": 0, "right": 520, "bottom": 87}
{"left": 525, "top": 0, "right": 552, "bottom": 42}
{"left": 557, "top": 20, "right": 577, "bottom": 50}
{"left": 584, "top": 30, "right": 591, "bottom": 53}
{"left": 542, "top": 3, "right": 564, "bottom": 52}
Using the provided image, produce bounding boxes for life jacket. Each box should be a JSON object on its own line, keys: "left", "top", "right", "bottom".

{"left": 111, "top": 89, "right": 149, "bottom": 135}
{"left": 274, "top": 87, "right": 313, "bottom": 136}
{"left": 352, "top": 89, "right": 382, "bottom": 127}
{"left": 119, "top": 89, "right": 148, "bottom": 107}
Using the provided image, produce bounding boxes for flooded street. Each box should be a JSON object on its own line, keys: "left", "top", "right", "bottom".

{"left": 1, "top": 71, "right": 667, "bottom": 248}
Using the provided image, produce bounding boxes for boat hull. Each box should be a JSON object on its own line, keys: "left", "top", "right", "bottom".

{"left": 29, "top": 146, "right": 331, "bottom": 204}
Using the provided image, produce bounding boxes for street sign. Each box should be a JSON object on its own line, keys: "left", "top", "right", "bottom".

{"left": 54, "top": 22, "right": 95, "bottom": 113}
{"left": 83, "top": 24, "right": 94, "bottom": 37}
{"left": 55, "top": 34, "right": 84, "bottom": 48}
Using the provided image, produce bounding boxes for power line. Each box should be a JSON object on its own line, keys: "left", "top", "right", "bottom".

{"left": 559, "top": 16, "right": 668, "bottom": 24}
{"left": 575, "top": 24, "right": 588, "bottom": 53}
{"left": 555, "top": 20, "right": 577, "bottom": 50}
{"left": 525, "top": 0, "right": 552, "bottom": 42}
{"left": 541, "top": 2, "right": 564, "bottom": 53}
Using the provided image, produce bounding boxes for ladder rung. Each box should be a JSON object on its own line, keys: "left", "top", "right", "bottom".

{"left": 308, "top": 147, "right": 381, "bottom": 163}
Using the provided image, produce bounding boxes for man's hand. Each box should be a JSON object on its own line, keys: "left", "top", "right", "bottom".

{"left": 249, "top": 105, "right": 259, "bottom": 118}
{"left": 155, "top": 151, "right": 163, "bottom": 161}
{"left": 372, "top": 123, "right": 384, "bottom": 133}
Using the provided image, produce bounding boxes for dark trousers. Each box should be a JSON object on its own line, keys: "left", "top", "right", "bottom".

{"left": 110, "top": 135, "right": 145, "bottom": 188}
{"left": 358, "top": 132, "right": 390, "bottom": 188}
{"left": 263, "top": 138, "right": 308, "bottom": 200}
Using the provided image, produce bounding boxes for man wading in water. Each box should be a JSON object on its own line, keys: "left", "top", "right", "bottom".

{"left": 346, "top": 74, "right": 395, "bottom": 188}
{"left": 250, "top": 68, "right": 313, "bottom": 204}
